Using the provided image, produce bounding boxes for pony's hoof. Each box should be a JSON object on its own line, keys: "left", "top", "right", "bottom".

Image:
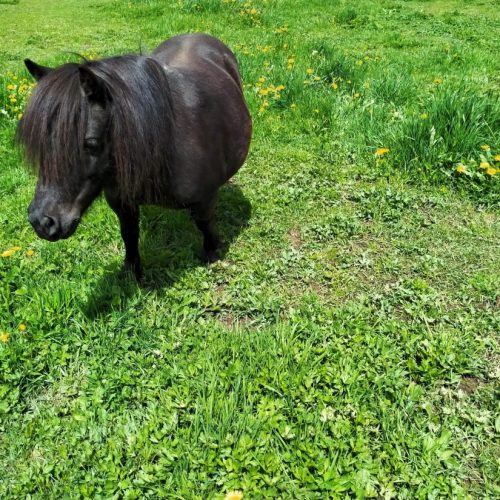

{"left": 121, "top": 261, "right": 143, "bottom": 281}
{"left": 201, "top": 249, "right": 220, "bottom": 264}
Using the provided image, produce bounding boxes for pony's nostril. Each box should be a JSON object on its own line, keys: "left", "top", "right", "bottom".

{"left": 41, "top": 215, "right": 59, "bottom": 236}
{"left": 42, "top": 215, "right": 55, "bottom": 229}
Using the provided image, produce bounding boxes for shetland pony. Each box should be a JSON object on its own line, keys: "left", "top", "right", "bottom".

{"left": 18, "top": 34, "right": 252, "bottom": 279}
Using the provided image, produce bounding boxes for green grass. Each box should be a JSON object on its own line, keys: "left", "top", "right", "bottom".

{"left": 1, "top": 0, "right": 499, "bottom": 497}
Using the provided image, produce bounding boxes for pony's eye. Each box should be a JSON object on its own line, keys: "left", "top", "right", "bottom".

{"left": 84, "top": 138, "right": 101, "bottom": 152}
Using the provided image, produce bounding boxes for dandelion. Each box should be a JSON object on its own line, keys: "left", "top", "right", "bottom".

{"left": 19, "top": 324, "right": 27, "bottom": 332}
{"left": 456, "top": 164, "right": 466, "bottom": 174}
{"left": 10, "top": 246, "right": 21, "bottom": 251}
{"left": 224, "top": 492, "right": 243, "bottom": 500}
{"left": 375, "top": 147, "right": 390, "bottom": 157}
{"left": 330, "top": 82, "right": 338, "bottom": 90}
{"left": 356, "top": 59, "right": 364, "bottom": 66}
{"left": 494, "top": 154, "right": 500, "bottom": 161}
{"left": 420, "top": 113, "right": 428, "bottom": 119}
{"left": 26, "top": 249, "right": 34, "bottom": 257}
{"left": 7, "top": 84, "right": 16, "bottom": 91}
{"left": 353, "top": 92, "right": 360, "bottom": 99}
{"left": 480, "top": 144, "right": 490, "bottom": 150}
{"left": 479, "top": 162, "right": 490, "bottom": 169}
{"left": 258, "top": 76, "right": 265, "bottom": 84}
{"left": 363, "top": 81, "right": 370, "bottom": 89}
{"left": 486, "top": 167, "right": 497, "bottom": 176}
{"left": 290, "top": 103, "right": 296, "bottom": 109}
{"left": 1, "top": 250, "right": 14, "bottom": 257}
{"left": 434, "top": 78, "right": 442, "bottom": 85}
{"left": 0, "top": 332, "right": 10, "bottom": 343}
{"left": 306, "top": 68, "right": 313, "bottom": 75}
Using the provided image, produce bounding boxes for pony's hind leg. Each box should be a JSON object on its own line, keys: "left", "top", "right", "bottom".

{"left": 190, "top": 197, "right": 220, "bottom": 263}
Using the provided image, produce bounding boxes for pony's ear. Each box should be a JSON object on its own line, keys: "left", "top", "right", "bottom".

{"left": 24, "top": 59, "right": 53, "bottom": 81}
{"left": 78, "top": 66, "right": 107, "bottom": 104}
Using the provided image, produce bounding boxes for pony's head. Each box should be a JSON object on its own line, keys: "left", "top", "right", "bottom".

{"left": 19, "top": 59, "right": 113, "bottom": 241}
{"left": 18, "top": 56, "right": 173, "bottom": 241}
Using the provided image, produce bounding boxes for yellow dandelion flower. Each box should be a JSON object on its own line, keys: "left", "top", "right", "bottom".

{"left": 290, "top": 103, "right": 296, "bottom": 109}
{"left": 494, "top": 154, "right": 500, "bottom": 161}
{"left": 7, "top": 84, "right": 16, "bottom": 91}
{"left": 306, "top": 68, "right": 313, "bottom": 75}
{"left": 10, "top": 246, "right": 21, "bottom": 251}
{"left": 356, "top": 59, "right": 364, "bottom": 66}
{"left": 456, "top": 164, "right": 466, "bottom": 174}
{"left": 479, "top": 162, "right": 490, "bottom": 169}
{"left": 258, "top": 76, "right": 265, "bottom": 83}
{"left": 224, "top": 491, "right": 243, "bottom": 500}
{"left": 353, "top": 92, "right": 360, "bottom": 99}
{"left": 330, "top": 82, "right": 338, "bottom": 90}
{"left": 26, "top": 249, "right": 34, "bottom": 257}
{"left": 19, "top": 324, "right": 27, "bottom": 332}
{"left": 486, "top": 167, "right": 497, "bottom": 176}
{"left": 287, "top": 58, "right": 295, "bottom": 64}
{"left": 363, "top": 81, "right": 370, "bottom": 89}
{"left": 276, "top": 85, "right": 285, "bottom": 91}
{"left": 480, "top": 144, "right": 490, "bottom": 150}
{"left": 420, "top": 113, "right": 428, "bottom": 119}
{"left": 2, "top": 250, "right": 14, "bottom": 257}
{"left": 258, "top": 88, "right": 269, "bottom": 96}
{"left": 434, "top": 78, "right": 442, "bottom": 85}
{"left": 250, "top": 8, "right": 257, "bottom": 14}
{"left": 347, "top": 80, "right": 352, "bottom": 84}
{"left": 0, "top": 332, "right": 10, "bottom": 343}
{"left": 17, "top": 113, "right": 23, "bottom": 120}
{"left": 375, "top": 147, "right": 390, "bottom": 157}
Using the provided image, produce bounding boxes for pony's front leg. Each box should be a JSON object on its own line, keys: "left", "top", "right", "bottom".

{"left": 105, "top": 191, "right": 142, "bottom": 280}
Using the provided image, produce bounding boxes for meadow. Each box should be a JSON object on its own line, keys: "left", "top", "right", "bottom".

{"left": 0, "top": 0, "right": 499, "bottom": 497}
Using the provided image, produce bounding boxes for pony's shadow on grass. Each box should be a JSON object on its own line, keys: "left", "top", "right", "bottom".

{"left": 83, "top": 182, "right": 251, "bottom": 318}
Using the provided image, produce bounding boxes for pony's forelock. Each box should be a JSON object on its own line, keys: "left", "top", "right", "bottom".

{"left": 17, "top": 63, "right": 88, "bottom": 190}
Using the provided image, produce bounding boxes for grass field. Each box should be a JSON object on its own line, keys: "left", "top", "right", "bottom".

{"left": 0, "top": 0, "right": 499, "bottom": 497}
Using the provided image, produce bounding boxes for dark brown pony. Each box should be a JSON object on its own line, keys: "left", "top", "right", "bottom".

{"left": 17, "top": 34, "right": 252, "bottom": 279}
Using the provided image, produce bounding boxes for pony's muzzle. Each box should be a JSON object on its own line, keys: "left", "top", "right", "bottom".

{"left": 28, "top": 210, "right": 62, "bottom": 241}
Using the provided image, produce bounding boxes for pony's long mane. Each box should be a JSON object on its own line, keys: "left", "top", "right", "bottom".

{"left": 17, "top": 55, "right": 174, "bottom": 201}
